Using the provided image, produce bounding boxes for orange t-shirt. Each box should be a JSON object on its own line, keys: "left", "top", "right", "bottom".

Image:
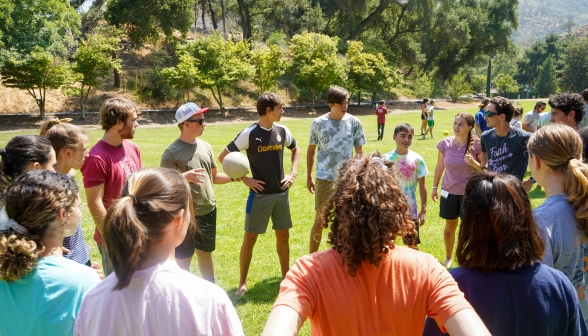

{"left": 273, "top": 247, "right": 472, "bottom": 336}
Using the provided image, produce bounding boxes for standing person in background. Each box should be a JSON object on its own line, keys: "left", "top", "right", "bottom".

{"left": 528, "top": 124, "right": 588, "bottom": 326}
{"left": 375, "top": 100, "right": 388, "bottom": 141}
{"left": 510, "top": 107, "right": 523, "bottom": 129}
{"left": 263, "top": 154, "right": 490, "bottom": 336}
{"left": 219, "top": 92, "right": 300, "bottom": 296}
{"left": 537, "top": 108, "right": 552, "bottom": 130}
{"left": 40, "top": 119, "right": 92, "bottom": 268}
{"left": 307, "top": 86, "right": 366, "bottom": 253}
{"left": 522, "top": 100, "right": 546, "bottom": 133}
{"left": 74, "top": 168, "right": 244, "bottom": 336}
{"left": 423, "top": 172, "right": 587, "bottom": 336}
{"left": 549, "top": 93, "right": 586, "bottom": 131}
{"left": 420, "top": 98, "right": 429, "bottom": 139}
{"left": 431, "top": 114, "right": 482, "bottom": 268}
{"left": 475, "top": 98, "right": 491, "bottom": 136}
{"left": 81, "top": 98, "right": 142, "bottom": 277}
{"left": 0, "top": 171, "right": 100, "bottom": 336}
{"left": 579, "top": 88, "right": 588, "bottom": 129}
{"left": 384, "top": 123, "right": 428, "bottom": 250}
{"left": 425, "top": 100, "right": 436, "bottom": 139}
{"left": 161, "top": 102, "right": 235, "bottom": 283}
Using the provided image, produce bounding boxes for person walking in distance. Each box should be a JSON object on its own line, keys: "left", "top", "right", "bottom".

{"left": 375, "top": 100, "right": 388, "bottom": 141}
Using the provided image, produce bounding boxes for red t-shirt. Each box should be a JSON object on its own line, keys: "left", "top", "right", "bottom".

{"left": 375, "top": 106, "right": 388, "bottom": 124}
{"left": 81, "top": 140, "right": 142, "bottom": 246}
{"left": 273, "top": 247, "right": 472, "bottom": 336}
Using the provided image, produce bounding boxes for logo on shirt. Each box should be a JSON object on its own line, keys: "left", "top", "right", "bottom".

{"left": 258, "top": 144, "right": 283, "bottom": 152}
{"left": 119, "top": 157, "right": 139, "bottom": 177}
{"left": 256, "top": 137, "right": 263, "bottom": 142}
{"left": 276, "top": 134, "right": 282, "bottom": 142}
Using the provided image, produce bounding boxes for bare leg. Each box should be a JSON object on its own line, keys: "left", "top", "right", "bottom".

{"left": 428, "top": 127, "right": 434, "bottom": 138}
{"left": 309, "top": 212, "right": 324, "bottom": 253}
{"left": 195, "top": 249, "right": 215, "bottom": 282}
{"left": 275, "top": 229, "right": 290, "bottom": 278}
{"left": 443, "top": 219, "right": 459, "bottom": 267}
{"left": 176, "top": 256, "right": 193, "bottom": 271}
{"left": 236, "top": 232, "right": 258, "bottom": 296}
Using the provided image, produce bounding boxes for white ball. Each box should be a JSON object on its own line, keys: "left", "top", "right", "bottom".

{"left": 222, "top": 152, "right": 250, "bottom": 179}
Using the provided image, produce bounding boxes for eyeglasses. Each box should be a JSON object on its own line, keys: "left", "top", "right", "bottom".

{"left": 484, "top": 112, "right": 499, "bottom": 118}
{"left": 185, "top": 118, "right": 205, "bottom": 124}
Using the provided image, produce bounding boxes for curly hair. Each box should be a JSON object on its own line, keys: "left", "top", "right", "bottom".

{"left": 0, "top": 170, "right": 79, "bottom": 281}
{"left": 321, "top": 152, "right": 414, "bottom": 277}
{"left": 548, "top": 93, "right": 585, "bottom": 125}
{"left": 489, "top": 96, "right": 515, "bottom": 122}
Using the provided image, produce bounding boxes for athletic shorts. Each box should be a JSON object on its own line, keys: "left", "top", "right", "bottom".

{"left": 427, "top": 120, "right": 435, "bottom": 127}
{"left": 439, "top": 192, "right": 464, "bottom": 220}
{"left": 402, "top": 220, "right": 420, "bottom": 246}
{"left": 421, "top": 113, "right": 426, "bottom": 120}
{"left": 175, "top": 207, "right": 217, "bottom": 258}
{"left": 245, "top": 190, "right": 292, "bottom": 234}
{"left": 314, "top": 178, "right": 335, "bottom": 212}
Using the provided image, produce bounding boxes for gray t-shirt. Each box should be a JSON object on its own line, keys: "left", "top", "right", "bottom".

{"left": 161, "top": 138, "right": 217, "bottom": 215}
{"left": 534, "top": 195, "right": 588, "bottom": 324}
{"left": 523, "top": 110, "right": 540, "bottom": 132}
{"left": 309, "top": 113, "right": 366, "bottom": 181}
{"left": 480, "top": 127, "right": 530, "bottom": 179}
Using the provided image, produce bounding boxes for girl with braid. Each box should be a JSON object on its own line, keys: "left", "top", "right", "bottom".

{"left": 529, "top": 124, "right": 588, "bottom": 325}
{"left": 431, "top": 113, "right": 483, "bottom": 268}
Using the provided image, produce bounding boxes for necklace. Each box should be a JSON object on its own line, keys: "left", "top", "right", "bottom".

{"left": 494, "top": 128, "right": 512, "bottom": 152}
{"left": 454, "top": 137, "right": 467, "bottom": 149}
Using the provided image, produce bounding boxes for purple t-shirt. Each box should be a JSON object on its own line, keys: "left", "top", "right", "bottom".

{"left": 437, "top": 136, "right": 481, "bottom": 195}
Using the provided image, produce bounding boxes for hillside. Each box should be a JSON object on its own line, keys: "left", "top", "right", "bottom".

{"left": 514, "top": 0, "right": 588, "bottom": 46}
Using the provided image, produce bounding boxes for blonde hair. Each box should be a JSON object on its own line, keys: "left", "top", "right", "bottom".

{"left": 528, "top": 124, "right": 588, "bottom": 233}
{"left": 39, "top": 118, "right": 87, "bottom": 157}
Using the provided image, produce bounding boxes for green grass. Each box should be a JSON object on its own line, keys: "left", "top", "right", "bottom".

{"left": 0, "top": 100, "right": 546, "bottom": 335}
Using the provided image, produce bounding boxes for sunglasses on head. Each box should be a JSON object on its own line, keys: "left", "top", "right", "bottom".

{"left": 484, "top": 112, "right": 500, "bottom": 118}
{"left": 185, "top": 118, "right": 205, "bottom": 124}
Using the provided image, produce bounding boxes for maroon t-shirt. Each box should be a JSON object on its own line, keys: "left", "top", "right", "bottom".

{"left": 375, "top": 106, "right": 388, "bottom": 124}
{"left": 81, "top": 140, "right": 142, "bottom": 246}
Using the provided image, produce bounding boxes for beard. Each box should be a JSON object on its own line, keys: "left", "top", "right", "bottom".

{"left": 118, "top": 123, "right": 135, "bottom": 139}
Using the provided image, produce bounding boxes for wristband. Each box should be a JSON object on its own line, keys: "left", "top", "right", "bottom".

{"left": 432, "top": 187, "right": 438, "bottom": 189}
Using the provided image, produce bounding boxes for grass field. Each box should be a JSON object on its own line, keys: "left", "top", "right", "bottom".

{"left": 0, "top": 100, "right": 547, "bottom": 335}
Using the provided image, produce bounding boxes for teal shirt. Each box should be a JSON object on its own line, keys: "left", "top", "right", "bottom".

{"left": 0, "top": 255, "right": 99, "bottom": 336}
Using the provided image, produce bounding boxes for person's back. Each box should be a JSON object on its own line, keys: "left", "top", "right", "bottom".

{"left": 75, "top": 260, "right": 240, "bottom": 336}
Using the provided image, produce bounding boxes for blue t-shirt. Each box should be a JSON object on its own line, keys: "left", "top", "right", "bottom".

{"left": 423, "top": 263, "right": 587, "bottom": 336}
{"left": 475, "top": 110, "right": 490, "bottom": 133}
{"left": 0, "top": 255, "right": 100, "bottom": 336}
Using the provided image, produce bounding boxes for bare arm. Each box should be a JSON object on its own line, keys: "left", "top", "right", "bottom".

{"left": 218, "top": 147, "right": 264, "bottom": 192}
{"left": 479, "top": 151, "right": 488, "bottom": 169}
{"left": 306, "top": 145, "right": 317, "bottom": 194}
{"left": 417, "top": 176, "right": 427, "bottom": 226}
{"left": 212, "top": 167, "right": 233, "bottom": 184}
{"left": 218, "top": 148, "right": 230, "bottom": 163}
{"left": 281, "top": 146, "right": 300, "bottom": 190}
{"left": 432, "top": 151, "right": 445, "bottom": 202}
{"left": 475, "top": 125, "right": 482, "bottom": 137}
{"left": 464, "top": 152, "right": 483, "bottom": 172}
{"left": 522, "top": 122, "right": 532, "bottom": 132}
{"left": 354, "top": 145, "right": 363, "bottom": 155}
{"left": 444, "top": 308, "right": 491, "bottom": 336}
{"left": 85, "top": 184, "right": 107, "bottom": 237}
{"left": 262, "top": 306, "right": 304, "bottom": 336}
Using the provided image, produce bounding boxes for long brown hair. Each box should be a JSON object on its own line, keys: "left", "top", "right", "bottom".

{"left": 322, "top": 152, "right": 414, "bottom": 277}
{"left": 0, "top": 135, "right": 53, "bottom": 193}
{"left": 455, "top": 113, "right": 478, "bottom": 159}
{"left": 527, "top": 124, "right": 588, "bottom": 233}
{"left": 103, "top": 167, "right": 193, "bottom": 290}
{"left": 39, "top": 118, "right": 87, "bottom": 157}
{"left": 456, "top": 172, "right": 545, "bottom": 272}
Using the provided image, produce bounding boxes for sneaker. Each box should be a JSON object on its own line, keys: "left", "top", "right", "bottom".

{"left": 442, "top": 257, "right": 452, "bottom": 269}
{"left": 421, "top": 135, "right": 426, "bottom": 140}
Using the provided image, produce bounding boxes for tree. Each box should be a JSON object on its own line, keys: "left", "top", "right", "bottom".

{"left": 162, "top": 53, "right": 199, "bottom": 102}
{"left": 105, "top": 0, "right": 195, "bottom": 45}
{"left": 446, "top": 73, "right": 472, "bottom": 101}
{"left": 470, "top": 74, "right": 487, "bottom": 93}
{"left": 412, "top": 71, "right": 433, "bottom": 98}
{"left": 68, "top": 34, "right": 122, "bottom": 119}
{"left": 347, "top": 41, "right": 395, "bottom": 106}
{"left": 250, "top": 44, "right": 288, "bottom": 93}
{"left": 290, "top": 33, "right": 347, "bottom": 110}
{"left": 172, "top": 33, "right": 253, "bottom": 117}
{"left": 535, "top": 56, "right": 558, "bottom": 98}
{"left": 561, "top": 20, "right": 576, "bottom": 35}
{"left": 560, "top": 37, "right": 588, "bottom": 93}
{"left": 0, "top": 47, "right": 73, "bottom": 119}
{"left": 495, "top": 74, "right": 519, "bottom": 98}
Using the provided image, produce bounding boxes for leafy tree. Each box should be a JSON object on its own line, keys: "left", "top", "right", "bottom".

{"left": 560, "top": 37, "right": 588, "bottom": 93}
{"left": 412, "top": 71, "right": 433, "bottom": 98}
{"left": 105, "top": 0, "right": 195, "bottom": 45}
{"left": 470, "top": 74, "right": 487, "bottom": 93}
{"left": 289, "top": 33, "right": 347, "bottom": 109}
{"left": 446, "top": 73, "right": 472, "bottom": 101}
{"left": 535, "top": 56, "right": 558, "bottom": 98}
{"left": 0, "top": 47, "right": 73, "bottom": 119}
{"left": 250, "top": 45, "right": 288, "bottom": 93}
{"left": 65, "top": 35, "right": 121, "bottom": 119}
{"left": 561, "top": 20, "right": 576, "bottom": 35}
{"left": 347, "top": 41, "right": 396, "bottom": 106}
{"left": 170, "top": 33, "right": 253, "bottom": 117}
{"left": 0, "top": 0, "right": 80, "bottom": 58}
{"left": 495, "top": 74, "right": 519, "bottom": 98}
{"left": 162, "top": 53, "right": 199, "bottom": 102}
{"left": 515, "top": 33, "right": 567, "bottom": 86}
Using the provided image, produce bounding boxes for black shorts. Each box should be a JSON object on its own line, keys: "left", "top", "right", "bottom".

{"left": 439, "top": 192, "right": 464, "bottom": 220}
{"left": 421, "top": 113, "right": 426, "bottom": 120}
{"left": 403, "top": 220, "right": 421, "bottom": 246}
{"left": 175, "top": 207, "right": 217, "bottom": 258}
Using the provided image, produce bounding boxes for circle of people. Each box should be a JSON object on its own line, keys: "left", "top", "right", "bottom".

{"left": 2, "top": 86, "right": 588, "bottom": 336}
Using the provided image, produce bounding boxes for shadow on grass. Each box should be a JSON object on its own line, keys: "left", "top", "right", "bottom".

{"left": 528, "top": 186, "right": 547, "bottom": 199}
{"left": 228, "top": 276, "right": 282, "bottom": 306}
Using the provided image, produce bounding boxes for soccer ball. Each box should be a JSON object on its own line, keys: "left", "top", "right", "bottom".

{"left": 222, "top": 152, "right": 250, "bottom": 179}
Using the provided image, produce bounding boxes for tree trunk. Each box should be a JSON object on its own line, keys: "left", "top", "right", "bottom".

{"left": 486, "top": 59, "right": 492, "bottom": 98}
{"left": 310, "top": 90, "right": 316, "bottom": 112}
{"left": 236, "top": 0, "right": 252, "bottom": 40}
{"left": 208, "top": 0, "right": 218, "bottom": 30}
{"left": 193, "top": 3, "right": 198, "bottom": 32}
{"left": 358, "top": 91, "right": 361, "bottom": 106}
{"left": 201, "top": 0, "right": 206, "bottom": 29}
{"left": 220, "top": 0, "right": 227, "bottom": 37}
{"left": 80, "top": 89, "right": 86, "bottom": 121}
{"left": 112, "top": 51, "right": 120, "bottom": 88}
{"left": 348, "top": 0, "right": 392, "bottom": 41}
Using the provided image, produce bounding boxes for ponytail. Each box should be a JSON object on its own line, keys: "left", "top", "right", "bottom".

{"left": 39, "top": 118, "right": 86, "bottom": 157}
{"left": 565, "top": 159, "right": 588, "bottom": 233}
{"left": 0, "top": 230, "right": 41, "bottom": 282}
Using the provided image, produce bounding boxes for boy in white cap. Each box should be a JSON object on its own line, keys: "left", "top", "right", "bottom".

{"left": 160, "top": 102, "right": 236, "bottom": 282}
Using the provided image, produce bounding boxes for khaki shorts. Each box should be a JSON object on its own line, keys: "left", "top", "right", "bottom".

{"left": 315, "top": 178, "right": 335, "bottom": 212}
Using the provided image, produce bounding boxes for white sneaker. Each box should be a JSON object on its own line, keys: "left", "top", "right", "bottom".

{"left": 421, "top": 135, "right": 426, "bottom": 140}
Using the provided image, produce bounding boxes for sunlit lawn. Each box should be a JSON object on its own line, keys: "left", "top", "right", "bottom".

{"left": 0, "top": 100, "right": 545, "bottom": 335}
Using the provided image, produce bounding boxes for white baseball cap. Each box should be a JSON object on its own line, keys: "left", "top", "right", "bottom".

{"left": 175, "top": 102, "right": 210, "bottom": 123}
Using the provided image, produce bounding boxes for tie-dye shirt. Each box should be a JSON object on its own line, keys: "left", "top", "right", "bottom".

{"left": 384, "top": 150, "right": 429, "bottom": 219}
{"left": 309, "top": 113, "right": 366, "bottom": 181}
